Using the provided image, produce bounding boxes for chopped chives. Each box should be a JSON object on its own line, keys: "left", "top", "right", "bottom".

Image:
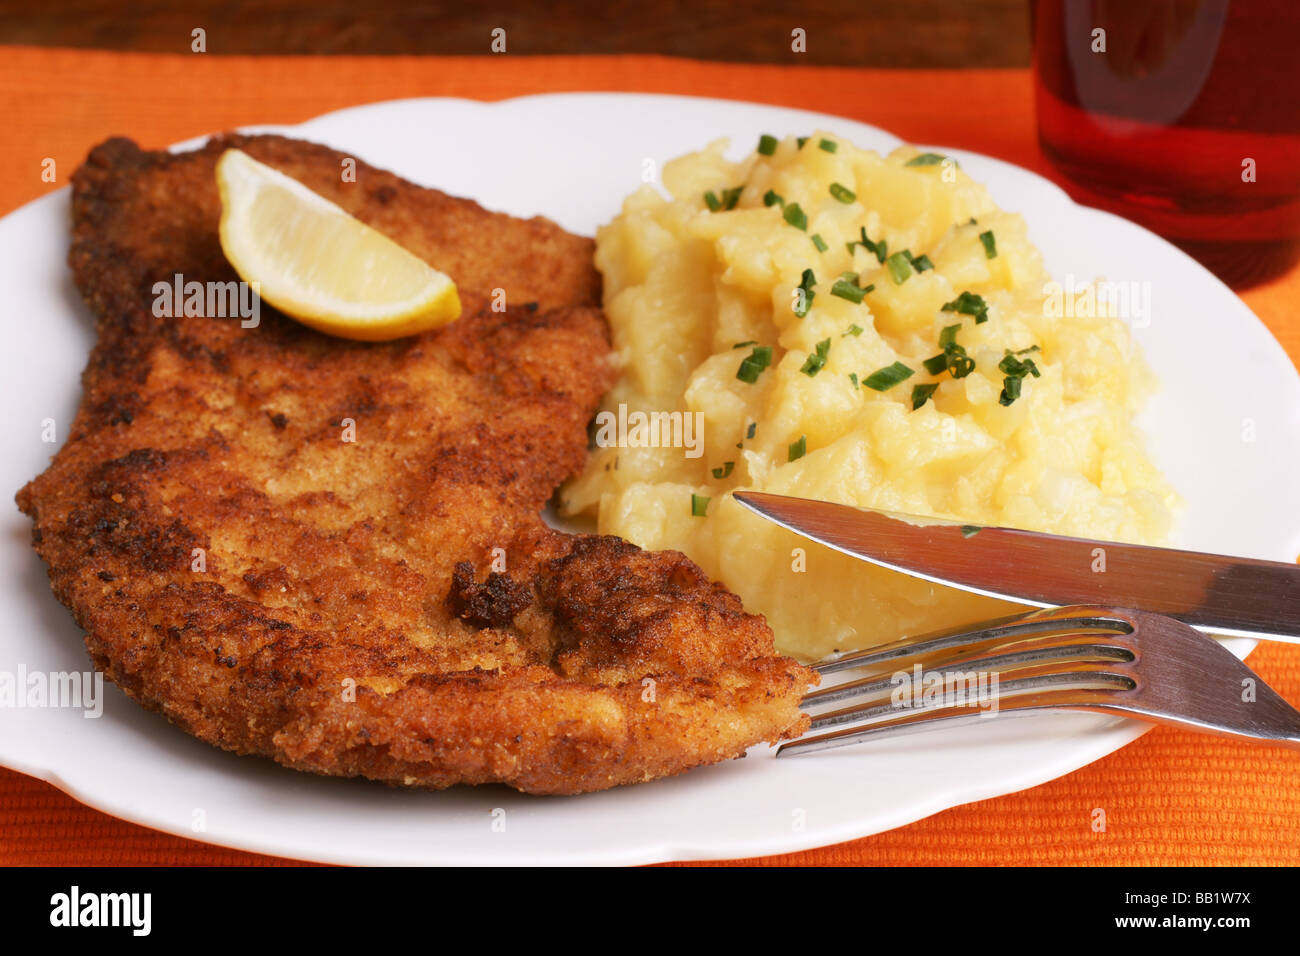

{"left": 905, "top": 152, "right": 950, "bottom": 167}
{"left": 705, "top": 185, "right": 743, "bottom": 211}
{"left": 763, "top": 189, "right": 785, "bottom": 207}
{"left": 843, "top": 323, "right": 864, "bottom": 337}
{"left": 979, "top": 230, "right": 998, "bottom": 258}
{"left": 732, "top": 339, "right": 758, "bottom": 349}
{"left": 998, "top": 351, "right": 1042, "bottom": 378}
{"left": 711, "top": 461, "right": 735, "bottom": 479}
{"left": 794, "top": 268, "right": 816, "bottom": 317}
{"left": 849, "top": 372, "right": 859, "bottom": 387}
{"left": 911, "top": 382, "right": 939, "bottom": 409}
{"left": 788, "top": 435, "right": 807, "bottom": 461}
{"left": 947, "top": 349, "right": 976, "bottom": 378}
{"left": 796, "top": 136, "right": 809, "bottom": 149}
{"left": 736, "top": 345, "right": 774, "bottom": 383}
{"left": 829, "top": 182, "right": 856, "bottom": 203}
{"left": 911, "top": 254, "right": 934, "bottom": 272}
{"left": 783, "top": 203, "right": 808, "bottom": 231}
{"left": 886, "top": 251, "right": 914, "bottom": 284}
{"left": 831, "top": 278, "right": 867, "bottom": 303}
{"left": 862, "top": 361, "right": 915, "bottom": 391}
{"left": 997, "top": 348, "right": 1041, "bottom": 406}
{"left": 757, "top": 134, "right": 778, "bottom": 156}
{"left": 961, "top": 525, "right": 981, "bottom": 537}
{"left": 922, "top": 353, "right": 950, "bottom": 375}
{"left": 818, "top": 138, "right": 838, "bottom": 153}
{"left": 998, "top": 375, "right": 1023, "bottom": 406}
{"left": 941, "top": 291, "right": 989, "bottom": 324}
{"left": 691, "top": 493, "right": 710, "bottom": 517}
{"left": 811, "top": 233, "right": 828, "bottom": 252}
{"left": 926, "top": 325, "right": 976, "bottom": 379}
{"left": 800, "top": 338, "right": 832, "bottom": 377}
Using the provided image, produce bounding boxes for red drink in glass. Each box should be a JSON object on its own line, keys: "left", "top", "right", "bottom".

{"left": 1034, "top": 0, "right": 1300, "bottom": 287}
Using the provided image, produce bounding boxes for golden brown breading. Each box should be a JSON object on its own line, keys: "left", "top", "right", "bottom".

{"left": 16, "top": 134, "right": 813, "bottom": 794}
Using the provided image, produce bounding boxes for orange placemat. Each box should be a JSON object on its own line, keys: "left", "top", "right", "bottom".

{"left": 2, "top": 47, "right": 1297, "bottom": 867}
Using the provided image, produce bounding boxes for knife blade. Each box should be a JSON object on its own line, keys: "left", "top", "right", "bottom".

{"left": 732, "top": 491, "right": 1300, "bottom": 645}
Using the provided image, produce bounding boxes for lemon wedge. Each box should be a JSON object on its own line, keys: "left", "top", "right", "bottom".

{"left": 216, "top": 148, "right": 461, "bottom": 340}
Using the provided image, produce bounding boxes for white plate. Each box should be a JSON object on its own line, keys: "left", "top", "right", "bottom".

{"left": 2, "top": 94, "right": 1297, "bottom": 866}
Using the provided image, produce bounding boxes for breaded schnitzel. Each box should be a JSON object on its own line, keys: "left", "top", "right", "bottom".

{"left": 16, "top": 135, "right": 813, "bottom": 795}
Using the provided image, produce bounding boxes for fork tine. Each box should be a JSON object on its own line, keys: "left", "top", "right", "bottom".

{"left": 809, "top": 660, "right": 1135, "bottom": 731}
{"left": 779, "top": 685, "right": 1131, "bottom": 757}
{"left": 784, "top": 605, "right": 1300, "bottom": 758}
{"left": 803, "top": 640, "right": 1135, "bottom": 712}
{"left": 815, "top": 606, "right": 1134, "bottom": 677}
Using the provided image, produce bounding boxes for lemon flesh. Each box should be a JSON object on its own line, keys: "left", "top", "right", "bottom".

{"left": 216, "top": 148, "right": 461, "bottom": 341}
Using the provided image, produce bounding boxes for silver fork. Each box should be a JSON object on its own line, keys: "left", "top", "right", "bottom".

{"left": 778, "top": 604, "right": 1300, "bottom": 757}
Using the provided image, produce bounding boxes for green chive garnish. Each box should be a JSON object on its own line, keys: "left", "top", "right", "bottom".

{"left": 925, "top": 325, "right": 976, "bottom": 379}
{"left": 711, "top": 461, "right": 735, "bottom": 479}
{"left": 979, "top": 230, "right": 998, "bottom": 258}
{"left": 886, "top": 251, "right": 914, "bottom": 284}
{"left": 831, "top": 278, "right": 867, "bottom": 303}
{"left": 732, "top": 339, "right": 758, "bottom": 348}
{"left": 829, "top": 182, "right": 856, "bottom": 204}
{"left": 922, "top": 353, "right": 950, "bottom": 375}
{"left": 818, "top": 138, "right": 838, "bottom": 153}
{"left": 905, "top": 152, "right": 950, "bottom": 167}
{"left": 705, "top": 186, "right": 743, "bottom": 211}
{"left": 788, "top": 435, "right": 807, "bottom": 461}
{"left": 961, "top": 525, "right": 981, "bottom": 537}
{"left": 797, "top": 136, "right": 809, "bottom": 149}
{"left": 757, "top": 134, "right": 778, "bottom": 156}
{"left": 849, "top": 372, "right": 859, "bottom": 387}
{"left": 794, "top": 268, "right": 816, "bottom": 317}
{"left": 948, "top": 350, "right": 976, "bottom": 378}
{"left": 811, "top": 233, "right": 828, "bottom": 252}
{"left": 691, "top": 494, "right": 710, "bottom": 516}
{"left": 998, "top": 351, "right": 1042, "bottom": 379}
{"left": 763, "top": 189, "right": 785, "bottom": 207}
{"left": 911, "top": 254, "right": 934, "bottom": 272}
{"left": 941, "top": 291, "right": 989, "bottom": 324}
{"left": 800, "top": 338, "right": 832, "bottom": 377}
{"left": 997, "top": 348, "right": 1041, "bottom": 406}
{"left": 736, "top": 345, "right": 774, "bottom": 383}
{"left": 844, "top": 323, "right": 864, "bottom": 337}
{"left": 783, "top": 203, "right": 808, "bottom": 231}
{"left": 911, "top": 383, "right": 939, "bottom": 409}
{"left": 863, "top": 361, "right": 915, "bottom": 391}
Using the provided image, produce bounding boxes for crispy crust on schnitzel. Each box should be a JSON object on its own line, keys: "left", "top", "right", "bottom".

{"left": 16, "top": 135, "right": 813, "bottom": 794}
